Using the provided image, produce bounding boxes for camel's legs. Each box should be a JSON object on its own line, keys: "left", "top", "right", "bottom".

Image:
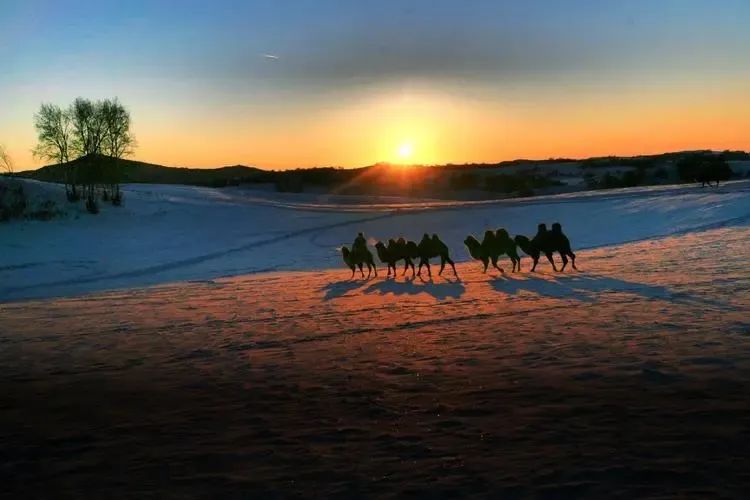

{"left": 531, "top": 256, "right": 539, "bottom": 272}
{"left": 358, "top": 263, "right": 364, "bottom": 277}
{"left": 482, "top": 258, "right": 489, "bottom": 273}
{"left": 545, "top": 252, "right": 558, "bottom": 272}
{"left": 570, "top": 253, "right": 578, "bottom": 270}
{"left": 439, "top": 257, "right": 446, "bottom": 275}
{"left": 491, "top": 255, "right": 504, "bottom": 273}
{"left": 559, "top": 252, "right": 568, "bottom": 271}
{"left": 419, "top": 258, "right": 432, "bottom": 277}
{"left": 447, "top": 257, "right": 458, "bottom": 277}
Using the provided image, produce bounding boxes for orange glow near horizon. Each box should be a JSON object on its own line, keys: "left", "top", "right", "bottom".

{"left": 3, "top": 79, "right": 750, "bottom": 171}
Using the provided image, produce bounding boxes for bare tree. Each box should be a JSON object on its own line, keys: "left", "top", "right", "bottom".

{"left": 70, "top": 97, "right": 107, "bottom": 158}
{"left": 69, "top": 98, "right": 109, "bottom": 209}
{"left": 101, "top": 98, "right": 136, "bottom": 203}
{"left": 0, "top": 144, "right": 14, "bottom": 175}
{"left": 33, "top": 103, "right": 73, "bottom": 196}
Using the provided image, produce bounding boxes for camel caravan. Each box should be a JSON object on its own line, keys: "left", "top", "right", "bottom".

{"left": 340, "top": 222, "right": 577, "bottom": 279}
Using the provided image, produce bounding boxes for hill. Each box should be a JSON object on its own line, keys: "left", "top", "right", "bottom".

{"left": 18, "top": 155, "right": 264, "bottom": 187}
{"left": 14, "top": 150, "right": 750, "bottom": 196}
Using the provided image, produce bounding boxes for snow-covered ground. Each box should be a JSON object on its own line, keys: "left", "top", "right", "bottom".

{"left": 2, "top": 179, "right": 749, "bottom": 301}
{"left": 1, "top": 225, "right": 749, "bottom": 497}
{"left": 2, "top": 179, "right": 750, "bottom": 496}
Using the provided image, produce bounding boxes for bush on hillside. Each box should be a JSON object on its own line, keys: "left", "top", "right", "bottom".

{"left": 0, "top": 182, "right": 27, "bottom": 221}
{"left": 676, "top": 155, "right": 733, "bottom": 183}
{"left": 85, "top": 195, "right": 99, "bottom": 214}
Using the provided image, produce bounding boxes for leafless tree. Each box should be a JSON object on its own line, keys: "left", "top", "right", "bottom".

{"left": 0, "top": 144, "right": 14, "bottom": 175}
{"left": 33, "top": 103, "right": 73, "bottom": 195}
{"left": 101, "top": 98, "right": 136, "bottom": 203}
{"left": 69, "top": 98, "right": 109, "bottom": 208}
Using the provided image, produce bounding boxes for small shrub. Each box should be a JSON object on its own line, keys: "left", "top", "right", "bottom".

{"left": 85, "top": 195, "right": 99, "bottom": 214}
{"left": 27, "top": 200, "right": 60, "bottom": 221}
{"left": 66, "top": 188, "right": 81, "bottom": 202}
{"left": 0, "top": 183, "right": 27, "bottom": 221}
{"left": 112, "top": 191, "right": 123, "bottom": 206}
{"left": 653, "top": 167, "right": 668, "bottom": 180}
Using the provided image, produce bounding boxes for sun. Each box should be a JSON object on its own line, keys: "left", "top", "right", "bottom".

{"left": 397, "top": 142, "right": 414, "bottom": 160}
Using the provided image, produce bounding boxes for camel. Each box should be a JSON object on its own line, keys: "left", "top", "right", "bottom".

{"left": 375, "top": 241, "right": 399, "bottom": 277}
{"left": 495, "top": 228, "right": 521, "bottom": 272}
{"left": 514, "top": 223, "right": 557, "bottom": 272}
{"left": 417, "top": 233, "right": 458, "bottom": 277}
{"left": 548, "top": 222, "right": 577, "bottom": 271}
{"left": 341, "top": 244, "right": 377, "bottom": 279}
{"left": 388, "top": 237, "right": 418, "bottom": 277}
{"left": 464, "top": 231, "right": 503, "bottom": 273}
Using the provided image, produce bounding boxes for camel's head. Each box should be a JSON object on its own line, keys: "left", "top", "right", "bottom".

{"left": 551, "top": 222, "right": 562, "bottom": 233}
{"left": 341, "top": 246, "right": 351, "bottom": 259}
{"left": 514, "top": 235, "right": 529, "bottom": 247}
{"left": 464, "top": 235, "right": 479, "bottom": 248}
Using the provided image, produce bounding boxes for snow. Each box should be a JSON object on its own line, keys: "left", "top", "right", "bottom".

{"left": 1, "top": 226, "right": 749, "bottom": 497}
{"left": 2, "top": 179, "right": 749, "bottom": 301}
{"left": 2, "top": 178, "right": 750, "bottom": 496}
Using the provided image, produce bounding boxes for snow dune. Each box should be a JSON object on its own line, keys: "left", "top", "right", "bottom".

{"left": 1, "top": 179, "right": 749, "bottom": 301}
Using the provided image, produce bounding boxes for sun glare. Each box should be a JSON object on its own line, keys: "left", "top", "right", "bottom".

{"left": 397, "top": 142, "right": 414, "bottom": 160}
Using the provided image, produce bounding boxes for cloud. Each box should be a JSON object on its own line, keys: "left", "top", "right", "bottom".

{"left": 261, "top": 53, "right": 279, "bottom": 61}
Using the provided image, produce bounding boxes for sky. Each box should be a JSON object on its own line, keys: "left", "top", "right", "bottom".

{"left": 1, "top": 0, "right": 749, "bottom": 170}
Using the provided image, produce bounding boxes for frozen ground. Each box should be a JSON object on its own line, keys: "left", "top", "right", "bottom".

{"left": 1, "top": 225, "right": 749, "bottom": 497}
{"left": 1, "top": 179, "right": 749, "bottom": 496}
{"left": 1, "top": 179, "right": 749, "bottom": 301}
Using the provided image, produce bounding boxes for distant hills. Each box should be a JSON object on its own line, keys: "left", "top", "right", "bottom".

{"left": 18, "top": 155, "right": 265, "bottom": 187}
{"left": 14, "top": 150, "right": 750, "bottom": 198}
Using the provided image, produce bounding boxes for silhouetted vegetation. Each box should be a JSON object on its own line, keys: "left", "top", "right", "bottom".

{"left": 1, "top": 145, "right": 15, "bottom": 176}
{"left": 484, "top": 173, "right": 563, "bottom": 196}
{"left": 676, "top": 154, "right": 733, "bottom": 186}
{"left": 33, "top": 98, "right": 135, "bottom": 212}
{"left": 0, "top": 182, "right": 27, "bottom": 221}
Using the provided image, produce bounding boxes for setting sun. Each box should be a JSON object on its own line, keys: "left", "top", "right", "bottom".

{"left": 397, "top": 142, "right": 414, "bottom": 160}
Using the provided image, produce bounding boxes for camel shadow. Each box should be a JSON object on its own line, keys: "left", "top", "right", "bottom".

{"left": 362, "top": 276, "right": 466, "bottom": 300}
{"left": 321, "top": 279, "right": 369, "bottom": 300}
{"left": 491, "top": 273, "right": 729, "bottom": 309}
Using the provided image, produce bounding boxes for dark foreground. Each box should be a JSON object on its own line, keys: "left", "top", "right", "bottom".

{"left": 1, "top": 227, "right": 749, "bottom": 498}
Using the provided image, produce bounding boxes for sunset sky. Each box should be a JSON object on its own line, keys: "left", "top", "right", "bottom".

{"left": 2, "top": 0, "right": 749, "bottom": 170}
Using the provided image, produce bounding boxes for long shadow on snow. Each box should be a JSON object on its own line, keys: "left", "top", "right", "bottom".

{"left": 492, "top": 274, "right": 729, "bottom": 309}
{"left": 321, "top": 279, "right": 371, "bottom": 300}
{"left": 322, "top": 276, "right": 466, "bottom": 301}
{"left": 361, "top": 276, "right": 465, "bottom": 300}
